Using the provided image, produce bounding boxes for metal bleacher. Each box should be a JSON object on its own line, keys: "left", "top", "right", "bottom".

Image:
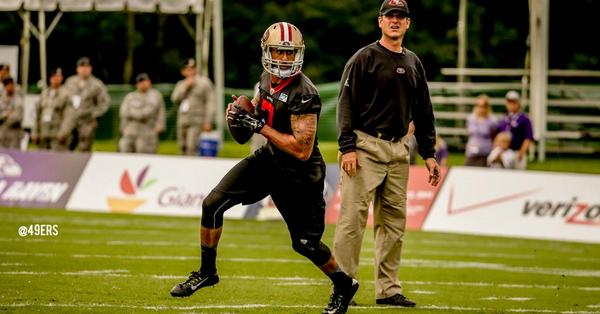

{"left": 430, "top": 68, "right": 600, "bottom": 154}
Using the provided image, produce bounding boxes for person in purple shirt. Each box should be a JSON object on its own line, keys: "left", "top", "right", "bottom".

{"left": 435, "top": 133, "right": 449, "bottom": 166}
{"left": 497, "top": 90, "right": 534, "bottom": 170}
{"left": 465, "top": 94, "right": 497, "bottom": 167}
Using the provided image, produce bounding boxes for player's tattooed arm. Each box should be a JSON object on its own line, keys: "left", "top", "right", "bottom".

{"left": 260, "top": 113, "right": 317, "bottom": 161}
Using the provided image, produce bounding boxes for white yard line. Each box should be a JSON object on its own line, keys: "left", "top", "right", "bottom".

{"left": 0, "top": 237, "right": 291, "bottom": 250}
{"left": 0, "top": 262, "right": 28, "bottom": 266}
{"left": 411, "top": 290, "right": 436, "bottom": 295}
{"left": 588, "top": 304, "right": 600, "bottom": 308}
{"left": 481, "top": 297, "right": 534, "bottom": 301}
{"left": 2, "top": 250, "right": 599, "bottom": 277}
{"left": 0, "top": 270, "right": 598, "bottom": 293}
{"left": 398, "top": 259, "right": 600, "bottom": 278}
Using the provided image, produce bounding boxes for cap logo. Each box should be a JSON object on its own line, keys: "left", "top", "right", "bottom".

{"left": 389, "top": 0, "right": 404, "bottom": 7}
{"left": 396, "top": 67, "right": 406, "bottom": 74}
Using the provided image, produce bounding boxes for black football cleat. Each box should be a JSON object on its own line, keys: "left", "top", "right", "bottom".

{"left": 376, "top": 294, "right": 416, "bottom": 307}
{"left": 170, "top": 271, "right": 219, "bottom": 297}
{"left": 322, "top": 279, "right": 359, "bottom": 314}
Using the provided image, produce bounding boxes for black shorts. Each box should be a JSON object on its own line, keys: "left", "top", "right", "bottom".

{"left": 209, "top": 153, "right": 326, "bottom": 242}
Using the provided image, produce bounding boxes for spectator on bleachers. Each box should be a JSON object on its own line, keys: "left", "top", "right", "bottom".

{"left": 435, "top": 133, "right": 448, "bottom": 166}
{"left": 487, "top": 131, "right": 517, "bottom": 169}
{"left": 465, "top": 94, "right": 497, "bottom": 167}
{"left": 498, "top": 90, "right": 533, "bottom": 170}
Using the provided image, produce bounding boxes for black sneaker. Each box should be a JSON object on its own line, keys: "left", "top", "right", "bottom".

{"left": 376, "top": 294, "right": 416, "bottom": 307}
{"left": 170, "top": 271, "right": 219, "bottom": 297}
{"left": 322, "top": 279, "right": 359, "bottom": 314}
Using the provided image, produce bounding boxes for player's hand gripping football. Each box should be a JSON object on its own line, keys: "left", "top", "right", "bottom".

{"left": 226, "top": 96, "right": 265, "bottom": 133}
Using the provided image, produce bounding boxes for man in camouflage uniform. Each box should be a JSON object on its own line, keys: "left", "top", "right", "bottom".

{"left": 62, "top": 57, "right": 110, "bottom": 152}
{"left": 170, "top": 58, "right": 215, "bottom": 155}
{"left": 119, "top": 73, "right": 166, "bottom": 154}
{"left": 0, "top": 77, "right": 24, "bottom": 149}
{"left": 31, "top": 68, "right": 71, "bottom": 151}
{"left": 0, "top": 64, "right": 10, "bottom": 95}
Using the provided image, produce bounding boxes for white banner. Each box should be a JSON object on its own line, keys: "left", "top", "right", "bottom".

{"left": 423, "top": 167, "right": 600, "bottom": 243}
{"left": 66, "top": 152, "right": 247, "bottom": 218}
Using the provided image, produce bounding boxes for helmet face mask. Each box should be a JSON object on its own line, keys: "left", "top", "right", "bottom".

{"left": 261, "top": 22, "right": 305, "bottom": 78}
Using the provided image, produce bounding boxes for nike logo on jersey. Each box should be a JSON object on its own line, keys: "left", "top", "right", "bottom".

{"left": 301, "top": 98, "right": 311, "bottom": 104}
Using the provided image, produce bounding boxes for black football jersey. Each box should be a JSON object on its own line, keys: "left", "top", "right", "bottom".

{"left": 254, "top": 71, "right": 325, "bottom": 183}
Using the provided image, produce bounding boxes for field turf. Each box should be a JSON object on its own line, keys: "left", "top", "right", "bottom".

{"left": 1, "top": 207, "right": 599, "bottom": 313}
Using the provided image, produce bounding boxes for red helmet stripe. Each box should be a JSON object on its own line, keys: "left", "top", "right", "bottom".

{"left": 287, "top": 23, "right": 293, "bottom": 41}
{"left": 279, "top": 22, "right": 285, "bottom": 41}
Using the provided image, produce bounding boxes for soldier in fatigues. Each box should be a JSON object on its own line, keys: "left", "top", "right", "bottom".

{"left": 0, "top": 64, "right": 10, "bottom": 95}
{"left": 31, "top": 68, "right": 71, "bottom": 151}
{"left": 170, "top": 59, "right": 215, "bottom": 155}
{"left": 119, "top": 73, "right": 166, "bottom": 154}
{"left": 0, "top": 77, "right": 24, "bottom": 149}
{"left": 62, "top": 57, "right": 110, "bottom": 152}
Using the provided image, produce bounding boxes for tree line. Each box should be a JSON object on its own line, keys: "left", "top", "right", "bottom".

{"left": 0, "top": 0, "right": 598, "bottom": 88}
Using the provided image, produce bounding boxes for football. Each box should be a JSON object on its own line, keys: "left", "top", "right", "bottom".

{"left": 227, "top": 95, "right": 254, "bottom": 144}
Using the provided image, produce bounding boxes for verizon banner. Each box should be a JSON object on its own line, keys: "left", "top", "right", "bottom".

{"left": 67, "top": 152, "right": 246, "bottom": 218}
{"left": 0, "top": 149, "right": 90, "bottom": 208}
{"left": 423, "top": 167, "right": 600, "bottom": 243}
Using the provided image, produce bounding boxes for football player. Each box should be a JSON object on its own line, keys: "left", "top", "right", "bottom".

{"left": 170, "top": 22, "right": 358, "bottom": 314}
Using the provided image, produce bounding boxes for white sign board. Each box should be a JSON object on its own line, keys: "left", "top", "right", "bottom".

{"left": 66, "top": 152, "right": 247, "bottom": 218}
{"left": 423, "top": 167, "right": 600, "bottom": 243}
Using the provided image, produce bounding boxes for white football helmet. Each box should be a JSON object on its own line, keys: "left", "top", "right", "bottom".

{"left": 261, "top": 22, "right": 305, "bottom": 78}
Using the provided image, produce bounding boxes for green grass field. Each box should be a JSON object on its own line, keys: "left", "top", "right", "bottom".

{"left": 1, "top": 207, "right": 599, "bottom": 313}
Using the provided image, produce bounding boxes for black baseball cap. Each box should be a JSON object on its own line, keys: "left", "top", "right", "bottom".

{"left": 50, "top": 67, "right": 63, "bottom": 77}
{"left": 76, "top": 57, "right": 91, "bottom": 66}
{"left": 136, "top": 72, "right": 150, "bottom": 82}
{"left": 2, "top": 77, "right": 14, "bottom": 86}
{"left": 182, "top": 58, "right": 196, "bottom": 68}
{"left": 379, "top": 0, "right": 410, "bottom": 16}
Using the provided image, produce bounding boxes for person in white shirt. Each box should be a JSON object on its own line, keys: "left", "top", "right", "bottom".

{"left": 487, "top": 131, "right": 517, "bottom": 169}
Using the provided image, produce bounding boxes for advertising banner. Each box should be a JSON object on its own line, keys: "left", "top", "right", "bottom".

{"left": 66, "top": 152, "right": 340, "bottom": 219}
{"left": 66, "top": 152, "right": 245, "bottom": 217}
{"left": 0, "top": 149, "right": 90, "bottom": 208}
{"left": 422, "top": 167, "right": 600, "bottom": 243}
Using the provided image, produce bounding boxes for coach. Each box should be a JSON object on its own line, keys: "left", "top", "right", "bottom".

{"left": 333, "top": 0, "right": 441, "bottom": 308}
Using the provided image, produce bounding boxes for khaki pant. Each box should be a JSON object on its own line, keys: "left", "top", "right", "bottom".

{"left": 334, "top": 130, "right": 410, "bottom": 299}
{"left": 119, "top": 133, "right": 158, "bottom": 154}
{"left": 0, "top": 128, "right": 23, "bottom": 149}
{"left": 177, "top": 124, "right": 201, "bottom": 156}
{"left": 38, "top": 137, "right": 67, "bottom": 151}
{"left": 71, "top": 119, "right": 97, "bottom": 152}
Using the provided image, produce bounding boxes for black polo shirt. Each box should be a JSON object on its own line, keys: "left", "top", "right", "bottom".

{"left": 336, "top": 41, "right": 436, "bottom": 159}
